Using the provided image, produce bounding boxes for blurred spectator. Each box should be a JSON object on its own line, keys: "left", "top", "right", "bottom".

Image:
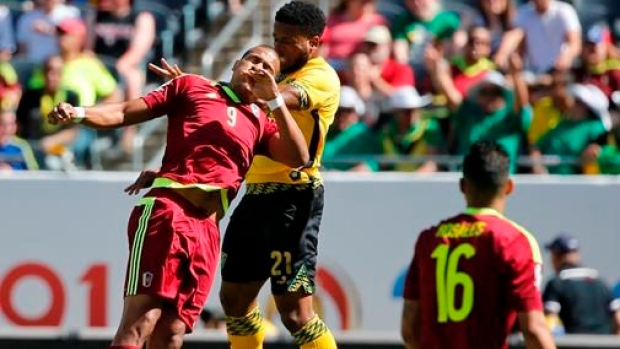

{"left": 531, "top": 83, "right": 610, "bottom": 175}
{"left": 29, "top": 17, "right": 121, "bottom": 167}
{"left": 543, "top": 233, "right": 620, "bottom": 335}
{"left": 0, "top": 5, "right": 16, "bottom": 60}
{"left": 472, "top": 0, "right": 523, "bottom": 68}
{"left": 90, "top": 0, "right": 155, "bottom": 101}
{"left": 374, "top": 85, "right": 443, "bottom": 172}
{"left": 354, "top": 25, "right": 416, "bottom": 125}
{"left": 516, "top": 0, "right": 581, "bottom": 78}
{"left": 358, "top": 25, "right": 415, "bottom": 97}
{"left": 587, "top": 124, "right": 620, "bottom": 175}
{"left": 528, "top": 69, "right": 570, "bottom": 145}
{"left": 574, "top": 24, "right": 620, "bottom": 101}
{"left": 342, "top": 52, "right": 381, "bottom": 122}
{"left": 444, "top": 25, "right": 495, "bottom": 96}
{"left": 16, "top": 0, "right": 80, "bottom": 63}
{"left": 391, "top": 0, "right": 460, "bottom": 68}
{"left": 323, "top": 0, "right": 386, "bottom": 72}
{"left": 323, "top": 86, "right": 376, "bottom": 171}
{"left": 30, "top": 18, "right": 120, "bottom": 106}
{"left": 429, "top": 52, "right": 530, "bottom": 172}
{"left": 0, "top": 60, "right": 22, "bottom": 111}
{"left": 89, "top": 0, "right": 155, "bottom": 155}
{"left": 0, "top": 109, "right": 39, "bottom": 171}
{"left": 16, "top": 55, "right": 80, "bottom": 169}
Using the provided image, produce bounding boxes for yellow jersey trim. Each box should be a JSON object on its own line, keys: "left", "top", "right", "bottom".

{"left": 151, "top": 177, "right": 229, "bottom": 212}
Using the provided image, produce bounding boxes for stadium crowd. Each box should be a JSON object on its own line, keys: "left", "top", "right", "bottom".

{"left": 1, "top": 0, "right": 620, "bottom": 174}
{"left": 0, "top": 0, "right": 231, "bottom": 170}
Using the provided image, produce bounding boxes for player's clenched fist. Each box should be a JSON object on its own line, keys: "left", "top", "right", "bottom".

{"left": 48, "top": 102, "right": 83, "bottom": 125}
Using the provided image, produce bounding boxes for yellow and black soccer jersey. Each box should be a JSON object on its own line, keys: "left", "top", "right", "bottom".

{"left": 245, "top": 56, "right": 340, "bottom": 185}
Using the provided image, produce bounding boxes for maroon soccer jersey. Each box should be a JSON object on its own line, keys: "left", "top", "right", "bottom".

{"left": 141, "top": 74, "right": 278, "bottom": 200}
{"left": 403, "top": 208, "right": 543, "bottom": 349}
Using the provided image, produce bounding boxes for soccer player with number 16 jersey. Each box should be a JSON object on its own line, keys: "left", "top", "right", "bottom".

{"left": 401, "top": 141, "right": 556, "bottom": 349}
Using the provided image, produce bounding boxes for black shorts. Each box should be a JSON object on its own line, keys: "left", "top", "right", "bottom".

{"left": 221, "top": 184, "right": 324, "bottom": 295}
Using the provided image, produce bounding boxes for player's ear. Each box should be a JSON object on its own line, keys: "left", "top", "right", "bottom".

{"left": 232, "top": 60, "right": 239, "bottom": 71}
{"left": 504, "top": 178, "right": 514, "bottom": 196}
{"left": 309, "top": 35, "right": 320, "bottom": 49}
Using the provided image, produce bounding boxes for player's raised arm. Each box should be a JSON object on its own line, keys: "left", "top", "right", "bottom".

{"left": 48, "top": 99, "right": 154, "bottom": 129}
{"left": 251, "top": 67, "right": 310, "bottom": 167}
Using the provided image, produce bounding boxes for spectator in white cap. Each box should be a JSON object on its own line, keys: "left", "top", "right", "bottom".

{"left": 323, "top": 86, "right": 376, "bottom": 172}
{"left": 531, "top": 83, "right": 610, "bottom": 174}
{"left": 373, "top": 86, "right": 444, "bottom": 172}
{"left": 429, "top": 52, "right": 531, "bottom": 172}
{"left": 357, "top": 25, "right": 414, "bottom": 96}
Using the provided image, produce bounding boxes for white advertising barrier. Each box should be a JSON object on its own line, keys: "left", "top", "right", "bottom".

{"left": 1, "top": 172, "right": 620, "bottom": 335}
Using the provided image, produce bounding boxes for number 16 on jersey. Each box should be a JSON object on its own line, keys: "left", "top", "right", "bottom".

{"left": 431, "top": 243, "right": 476, "bottom": 323}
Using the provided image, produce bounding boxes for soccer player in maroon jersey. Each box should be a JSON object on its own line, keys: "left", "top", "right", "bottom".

{"left": 47, "top": 45, "right": 309, "bottom": 349}
{"left": 401, "top": 141, "right": 556, "bottom": 349}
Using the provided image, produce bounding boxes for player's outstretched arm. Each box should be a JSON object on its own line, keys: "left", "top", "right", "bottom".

{"left": 251, "top": 67, "right": 310, "bottom": 167}
{"left": 518, "top": 311, "right": 557, "bottom": 349}
{"left": 48, "top": 99, "right": 154, "bottom": 129}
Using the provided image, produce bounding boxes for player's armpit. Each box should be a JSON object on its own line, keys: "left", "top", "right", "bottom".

{"left": 517, "top": 311, "right": 557, "bottom": 349}
{"left": 401, "top": 299, "right": 421, "bottom": 349}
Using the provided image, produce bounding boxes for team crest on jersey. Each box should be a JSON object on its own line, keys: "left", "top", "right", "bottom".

{"left": 205, "top": 92, "right": 219, "bottom": 99}
{"left": 251, "top": 104, "right": 261, "bottom": 118}
{"left": 142, "top": 272, "right": 154, "bottom": 288}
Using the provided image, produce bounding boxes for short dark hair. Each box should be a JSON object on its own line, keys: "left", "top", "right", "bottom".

{"left": 462, "top": 140, "right": 510, "bottom": 195}
{"left": 275, "top": 1, "right": 326, "bottom": 37}
{"left": 241, "top": 44, "right": 276, "bottom": 59}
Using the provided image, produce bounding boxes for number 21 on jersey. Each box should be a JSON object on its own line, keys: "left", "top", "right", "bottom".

{"left": 431, "top": 243, "right": 476, "bottom": 323}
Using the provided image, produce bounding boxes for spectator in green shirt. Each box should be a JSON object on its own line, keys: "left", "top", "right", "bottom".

{"left": 391, "top": 0, "right": 461, "bottom": 93}
{"left": 392, "top": 0, "right": 461, "bottom": 66}
{"left": 323, "top": 86, "right": 376, "bottom": 171}
{"left": 427, "top": 51, "right": 530, "bottom": 172}
{"left": 374, "top": 85, "right": 444, "bottom": 172}
{"left": 531, "top": 83, "right": 610, "bottom": 175}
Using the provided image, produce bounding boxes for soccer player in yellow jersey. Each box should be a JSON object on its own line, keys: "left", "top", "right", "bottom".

{"left": 220, "top": 3, "right": 340, "bottom": 349}
{"left": 144, "top": 2, "right": 340, "bottom": 348}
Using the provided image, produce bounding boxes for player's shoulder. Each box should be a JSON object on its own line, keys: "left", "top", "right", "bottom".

{"left": 480, "top": 213, "right": 543, "bottom": 261}
{"left": 297, "top": 57, "right": 340, "bottom": 82}
{"left": 173, "top": 73, "right": 213, "bottom": 86}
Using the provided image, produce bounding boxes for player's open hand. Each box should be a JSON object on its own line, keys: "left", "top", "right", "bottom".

{"left": 147, "top": 58, "right": 184, "bottom": 81}
{"left": 249, "top": 67, "right": 279, "bottom": 101}
{"left": 124, "top": 170, "right": 157, "bottom": 195}
{"left": 48, "top": 102, "right": 78, "bottom": 125}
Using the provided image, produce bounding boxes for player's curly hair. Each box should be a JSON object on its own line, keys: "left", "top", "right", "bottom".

{"left": 463, "top": 140, "right": 510, "bottom": 195}
{"left": 275, "top": 1, "right": 326, "bottom": 38}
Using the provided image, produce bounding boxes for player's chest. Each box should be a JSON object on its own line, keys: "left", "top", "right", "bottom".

{"left": 187, "top": 94, "right": 265, "bottom": 143}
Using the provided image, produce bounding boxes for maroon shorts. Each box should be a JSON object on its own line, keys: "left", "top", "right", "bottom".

{"left": 124, "top": 188, "right": 220, "bottom": 332}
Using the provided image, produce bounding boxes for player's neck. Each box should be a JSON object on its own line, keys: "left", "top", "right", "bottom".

{"left": 466, "top": 198, "right": 505, "bottom": 214}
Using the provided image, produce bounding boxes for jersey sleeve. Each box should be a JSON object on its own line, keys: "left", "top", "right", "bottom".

{"left": 141, "top": 76, "right": 186, "bottom": 117}
{"left": 500, "top": 233, "right": 544, "bottom": 312}
{"left": 288, "top": 65, "right": 340, "bottom": 112}
{"left": 256, "top": 118, "right": 279, "bottom": 156}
